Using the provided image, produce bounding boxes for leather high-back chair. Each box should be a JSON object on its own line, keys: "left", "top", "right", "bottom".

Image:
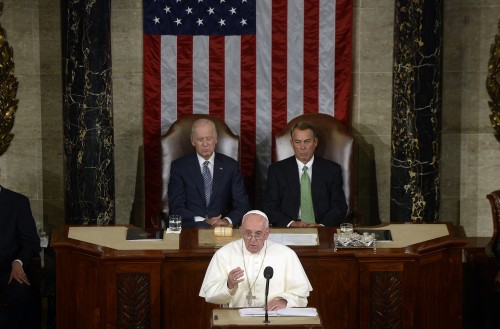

{"left": 487, "top": 190, "right": 500, "bottom": 263}
{"left": 161, "top": 114, "right": 240, "bottom": 214}
{"left": 274, "top": 113, "right": 356, "bottom": 222}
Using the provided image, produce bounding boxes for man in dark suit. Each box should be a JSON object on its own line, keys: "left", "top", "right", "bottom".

{"left": 264, "top": 121, "right": 347, "bottom": 227}
{"left": 168, "top": 118, "right": 251, "bottom": 228}
{"left": 0, "top": 169, "right": 41, "bottom": 329}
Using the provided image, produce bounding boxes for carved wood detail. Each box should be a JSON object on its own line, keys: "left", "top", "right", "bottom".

{"left": 370, "top": 272, "right": 403, "bottom": 329}
{"left": 117, "top": 273, "right": 151, "bottom": 329}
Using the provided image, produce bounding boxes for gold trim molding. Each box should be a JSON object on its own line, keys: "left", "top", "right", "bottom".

{"left": 487, "top": 20, "right": 500, "bottom": 143}
{"left": 0, "top": 2, "right": 19, "bottom": 156}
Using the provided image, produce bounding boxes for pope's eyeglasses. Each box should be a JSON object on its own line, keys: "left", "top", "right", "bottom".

{"left": 243, "top": 232, "right": 265, "bottom": 240}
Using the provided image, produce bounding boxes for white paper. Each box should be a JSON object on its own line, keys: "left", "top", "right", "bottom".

{"left": 239, "top": 307, "right": 318, "bottom": 317}
{"left": 268, "top": 233, "right": 317, "bottom": 246}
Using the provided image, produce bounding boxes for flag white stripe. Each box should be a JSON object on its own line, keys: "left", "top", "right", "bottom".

{"left": 161, "top": 35, "right": 178, "bottom": 134}
{"left": 225, "top": 36, "right": 242, "bottom": 135}
{"left": 193, "top": 36, "right": 210, "bottom": 114}
{"left": 255, "top": 0, "right": 273, "bottom": 174}
{"left": 287, "top": 0, "right": 304, "bottom": 122}
{"left": 319, "top": 0, "right": 336, "bottom": 115}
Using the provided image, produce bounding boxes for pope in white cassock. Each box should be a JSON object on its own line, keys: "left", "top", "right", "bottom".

{"left": 199, "top": 210, "right": 313, "bottom": 310}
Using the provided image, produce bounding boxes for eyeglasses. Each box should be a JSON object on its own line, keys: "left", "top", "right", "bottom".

{"left": 242, "top": 231, "right": 266, "bottom": 240}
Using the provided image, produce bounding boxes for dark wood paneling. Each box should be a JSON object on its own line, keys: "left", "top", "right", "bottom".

{"left": 52, "top": 225, "right": 467, "bottom": 329}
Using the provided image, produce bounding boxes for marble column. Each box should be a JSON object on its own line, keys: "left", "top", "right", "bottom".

{"left": 390, "top": 0, "right": 442, "bottom": 223}
{"left": 62, "top": 0, "right": 115, "bottom": 225}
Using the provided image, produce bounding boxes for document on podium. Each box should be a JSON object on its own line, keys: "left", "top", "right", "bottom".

{"left": 238, "top": 307, "right": 318, "bottom": 317}
{"left": 268, "top": 233, "right": 318, "bottom": 246}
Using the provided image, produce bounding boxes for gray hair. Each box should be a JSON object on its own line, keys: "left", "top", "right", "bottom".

{"left": 290, "top": 121, "right": 317, "bottom": 139}
{"left": 191, "top": 118, "right": 218, "bottom": 139}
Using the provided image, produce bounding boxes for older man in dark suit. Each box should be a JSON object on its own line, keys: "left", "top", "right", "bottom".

{"left": 168, "top": 118, "right": 251, "bottom": 228}
{"left": 0, "top": 168, "right": 41, "bottom": 329}
{"left": 264, "top": 121, "right": 347, "bottom": 227}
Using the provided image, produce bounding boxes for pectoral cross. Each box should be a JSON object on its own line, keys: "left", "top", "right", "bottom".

{"left": 246, "top": 292, "right": 256, "bottom": 306}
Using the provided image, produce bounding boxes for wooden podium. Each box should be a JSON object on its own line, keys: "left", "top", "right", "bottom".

{"left": 210, "top": 309, "right": 323, "bottom": 328}
{"left": 51, "top": 223, "right": 467, "bottom": 329}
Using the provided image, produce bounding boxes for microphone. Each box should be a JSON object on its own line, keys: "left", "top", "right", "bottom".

{"left": 263, "top": 266, "right": 273, "bottom": 323}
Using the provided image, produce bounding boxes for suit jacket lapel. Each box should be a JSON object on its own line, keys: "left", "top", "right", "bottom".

{"left": 211, "top": 154, "right": 224, "bottom": 204}
{"left": 285, "top": 157, "right": 301, "bottom": 206}
{"left": 187, "top": 153, "right": 206, "bottom": 203}
{"left": 311, "top": 158, "right": 322, "bottom": 207}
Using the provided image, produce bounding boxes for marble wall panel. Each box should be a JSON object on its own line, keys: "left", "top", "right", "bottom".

{"left": 357, "top": 72, "right": 393, "bottom": 136}
{"left": 42, "top": 198, "right": 65, "bottom": 233}
{"left": 458, "top": 135, "right": 470, "bottom": 200}
{"left": 460, "top": 197, "right": 494, "bottom": 237}
{"left": 0, "top": 138, "right": 41, "bottom": 199}
{"left": 39, "top": 4, "right": 63, "bottom": 228}
{"left": 1, "top": 5, "right": 38, "bottom": 76}
{"left": 11, "top": 75, "right": 42, "bottom": 137}
{"left": 466, "top": 135, "right": 500, "bottom": 198}
{"left": 354, "top": 134, "right": 391, "bottom": 224}
{"left": 441, "top": 73, "right": 464, "bottom": 134}
{"left": 111, "top": 3, "right": 144, "bottom": 225}
{"left": 39, "top": 0, "right": 58, "bottom": 10}
{"left": 358, "top": 0, "right": 394, "bottom": 9}
{"left": 113, "top": 76, "right": 143, "bottom": 137}
{"left": 479, "top": 7, "right": 500, "bottom": 73}
{"left": 358, "top": 7, "right": 394, "bottom": 73}
{"left": 439, "top": 197, "right": 461, "bottom": 223}
{"left": 112, "top": 0, "right": 142, "bottom": 10}
{"left": 40, "top": 75, "right": 63, "bottom": 140}
{"left": 350, "top": 72, "right": 360, "bottom": 126}
{"left": 38, "top": 30, "right": 61, "bottom": 73}
{"left": 442, "top": 7, "right": 473, "bottom": 73}
{"left": 114, "top": 137, "right": 142, "bottom": 199}
{"left": 111, "top": 8, "right": 143, "bottom": 76}
{"left": 41, "top": 141, "right": 64, "bottom": 200}
{"left": 440, "top": 134, "right": 462, "bottom": 199}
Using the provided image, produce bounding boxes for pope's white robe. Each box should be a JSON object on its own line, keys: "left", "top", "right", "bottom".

{"left": 199, "top": 239, "right": 312, "bottom": 307}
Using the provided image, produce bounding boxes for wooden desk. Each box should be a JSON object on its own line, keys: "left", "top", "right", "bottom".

{"left": 51, "top": 223, "right": 467, "bottom": 329}
{"left": 210, "top": 309, "right": 323, "bottom": 328}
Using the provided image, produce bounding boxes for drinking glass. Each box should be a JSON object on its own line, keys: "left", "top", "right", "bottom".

{"left": 340, "top": 223, "right": 353, "bottom": 234}
{"left": 169, "top": 215, "right": 182, "bottom": 231}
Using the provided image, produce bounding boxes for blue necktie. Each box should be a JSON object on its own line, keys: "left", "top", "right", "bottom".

{"left": 202, "top": 161, "right": 212, "bottom": 206}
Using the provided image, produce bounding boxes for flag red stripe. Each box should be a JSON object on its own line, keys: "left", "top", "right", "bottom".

{"left": 209, "top": 36, "right": 225, "bottom": 120}
{"left": 177, "top": 36, "right": 194, "bottom": 117}
{"left": 303, "top": 0, "right": 320, "bottom": 114}
{"left": 143, "top": 34, "right": 162, "bottom": 223}
{"left": 334, "top": 0, "right": 353, "bottom": 125}
{"left": 240, "top": 35, "right": 257, "bottom": 201}
{"left": 271, "top": 0, "right": 288, "bottom": 150}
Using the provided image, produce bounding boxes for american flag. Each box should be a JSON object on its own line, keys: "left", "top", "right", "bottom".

{"left": 143, "top": 0, "right": 353, "bottom": 223}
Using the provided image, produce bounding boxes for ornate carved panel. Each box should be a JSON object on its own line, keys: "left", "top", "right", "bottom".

{"left": 117, "top": 273, "right": 151, "bottom": 329}
{"left": 370, "top": 272, "right": 403, "bottom": 329}
{"left": 0, "top": 3, "right": 19, "bottom": 156}
{"left": 486, "top": 21, "right": 500, "bottom": 143}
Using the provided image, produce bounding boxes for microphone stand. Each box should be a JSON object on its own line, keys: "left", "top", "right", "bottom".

{"left": 263, "top": 277, "right": 270, "bottom": 324}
